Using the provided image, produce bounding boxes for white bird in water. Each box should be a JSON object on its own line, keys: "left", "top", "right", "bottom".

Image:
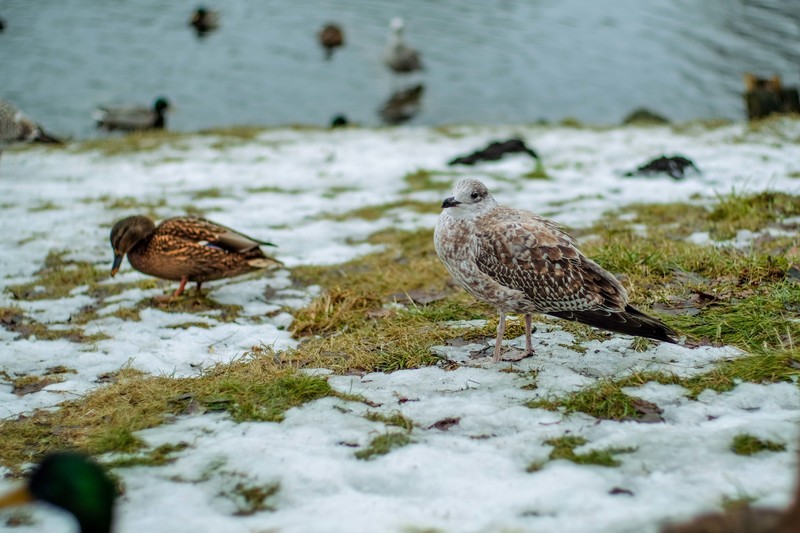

{"left": 384, "top": 17, "right": 423, "bottom": 74}
{"left": 434, "top": 178, "right": 677, "bottom": 362}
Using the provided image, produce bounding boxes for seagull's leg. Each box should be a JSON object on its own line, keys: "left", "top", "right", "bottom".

{"left": 195, "top": 281, "right": 203, "bottom": 296}
{"left": 492, "top": 312, "right": 506, "bottom": 363}
{"left": 525, "top": 314, "right": 535, "bottom": 355}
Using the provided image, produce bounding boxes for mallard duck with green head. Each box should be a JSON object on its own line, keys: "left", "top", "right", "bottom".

{"left": 110, "top": 215, "right": 282, "bottom": 298}
{"left": 93, "top": 97, "right": 170, "bottom": 132}
{"left": 0, "top": 452, "right": 116, "bottom": 533}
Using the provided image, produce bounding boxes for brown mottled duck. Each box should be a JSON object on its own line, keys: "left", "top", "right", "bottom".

{"left": 110, "top": 215, "right": 282, "bottom": 298}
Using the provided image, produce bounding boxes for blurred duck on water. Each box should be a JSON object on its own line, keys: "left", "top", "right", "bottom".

{"left": 93, "top": 97, "right": 171, "bottom": 132}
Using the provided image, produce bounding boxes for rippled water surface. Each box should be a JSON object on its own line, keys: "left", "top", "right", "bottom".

{"left": 1, "top": 0, "right": 798, "bottom": 138}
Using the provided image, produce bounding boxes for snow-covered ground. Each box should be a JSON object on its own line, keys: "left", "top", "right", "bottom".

{"left": 0, "top": 120, "right": 799, "bottom": 532}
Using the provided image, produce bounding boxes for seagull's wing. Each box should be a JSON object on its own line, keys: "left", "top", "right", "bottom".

{"left": 473, "top": 209, "right": 628, "bottom": 313}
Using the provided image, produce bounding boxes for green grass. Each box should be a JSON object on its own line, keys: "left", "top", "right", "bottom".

{"left": 0, "top": 367, "right": 332, "bottom": 470}
{"left": 6, "top": 250, "right": 107, "bottom": 301}
{"left": 227, "top": 481, "right": 280, "bottom": 516}
{"left": 527, "top": 435, "right": 634, "bottom": 471}
{"left": 402, "top": 169, "right": 454, "bottom": 192}
{"left": 104, "top": 443, "right": 190, "bottom": 468}
{"left": 364, "top": 411, "right": 415, "bottom": 432}
{"left": 730, "top": 434, "right": 786, "bottom": 456}
{"left": 528, "top": 372, "right": 680, "bottom": 419}
{"left": 317, "top": 199, "right": 439, "bottom": 222}
{"left": 355, "top": 432, "right": 412, "bottom": 460}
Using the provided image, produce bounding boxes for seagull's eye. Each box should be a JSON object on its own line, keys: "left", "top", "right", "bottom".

{"left": 470, "top": 192, "right": 479, "bottom": 200}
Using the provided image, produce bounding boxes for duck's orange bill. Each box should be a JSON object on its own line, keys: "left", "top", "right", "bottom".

{"left": 0, "top": 486, "right": 33, "bottom": 508}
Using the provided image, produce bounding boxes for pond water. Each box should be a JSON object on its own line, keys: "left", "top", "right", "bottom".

{"left": 1, "top": 0, "right": 798, "bottom": 138}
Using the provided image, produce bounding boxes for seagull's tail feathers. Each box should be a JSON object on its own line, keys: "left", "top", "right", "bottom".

{"left": 548, "top": 305, "right": 678, "bottom": 344}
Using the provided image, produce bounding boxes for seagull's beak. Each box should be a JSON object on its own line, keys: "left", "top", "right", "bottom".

{"left": 111, "top": 253, "right": 124, "bottom": 277}
{"left": 0, "top": 485, "right": 33, "bottom": 508}
{"left": 442, "top": 197, "right": 461, "bottom": 209}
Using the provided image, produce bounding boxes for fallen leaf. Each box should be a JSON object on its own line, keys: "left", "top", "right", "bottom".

{"left": 609, "top": 487, "right": 634, "bottom": 496}
{"left": 628, "top": 397, "right": 664, "bottom": 423}
{"left": 428, "top": 417, "right": 461, "bottom": 431}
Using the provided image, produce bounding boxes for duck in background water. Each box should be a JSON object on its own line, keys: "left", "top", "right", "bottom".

{"left": 384, "top": 17, "right": 423, "bottom": 74}
{"left": 189, "top": 6, "right": 219, "bottom": 36}
{"left": 318, "top": 23, "right": 344, "bottom": 60}
{"left": 93, "top": 97, "right": 171, "bottom": 132}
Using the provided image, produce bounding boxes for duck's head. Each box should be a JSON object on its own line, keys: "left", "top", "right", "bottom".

{"left": 390, "top": 17, "right": 405, "bottom": 32}
{"left": 110, "top": 215, "right": 156, "bottom": 276}
{"left": 0, "top": 452, "right": 116, "bottom": 533}
{"left": 153, "top": 97, "right": 170, "bottom": 113}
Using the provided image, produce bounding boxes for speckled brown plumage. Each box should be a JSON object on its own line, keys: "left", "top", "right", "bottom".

{"left": 434, "top": 178, "right": 677, "bottom": 362}
{"left": 110, "top": 215, "right": 281, "bottom": 297}
{"left": 0, "top": 99, "right": 61, "bottom": 150}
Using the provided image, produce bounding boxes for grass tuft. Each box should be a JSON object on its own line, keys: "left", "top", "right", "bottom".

{"left": 730, "top": 434, "right": 786, "bottom": 456}
{"left": 364, "top": 411, "right": 415, "bottom": 432}
{"left": 104, "top": 442, "right": 190, "bottom": 468}
{"left": 527, "top": 435, "right": 634, "bottom": 471}
{"left": 355, "top": 432, "right": 412, "bottom": 460}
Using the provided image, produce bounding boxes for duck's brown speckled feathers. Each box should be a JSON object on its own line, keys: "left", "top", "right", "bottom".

{"left": 110, "top": 215, "right": 281, "bottom": 296}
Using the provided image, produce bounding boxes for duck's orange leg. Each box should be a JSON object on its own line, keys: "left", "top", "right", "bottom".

{"left": 172, "top": 277, "right": 188, "bottom": 297}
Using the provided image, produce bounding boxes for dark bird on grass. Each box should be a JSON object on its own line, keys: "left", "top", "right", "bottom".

{"left": 434, "top": 178, "right": 678, "bottom": 362}
{"left": 0, "top": 452, "right": 116, "bottom": 533}
{"left": 318, "top": 23, "right": 344, "bottom": 59}
{"left": 110, "top": 215, "right": 282, "bottom": 299}
{"left": 189, "top": 7, "right": 219, "bottom": 35}
{"left": 0, "top": 99, "right": 62, "bottom": 156}
{"left": 625, "top": 155, "right": 699, "bottom": 180}
{"left": 93, "top": 97, "right": 170, "bottom": 132}
{"left": 449, "top": 138, "right": 539, "bottom": 166}
{"left": 384, "top": 18, "right": 423, "bottom": 74}
{"left": 330, "top": 114, "right": 349, "bottom": 128}
{"left": 378, "top": 83, "right": 424, "bottom": 125}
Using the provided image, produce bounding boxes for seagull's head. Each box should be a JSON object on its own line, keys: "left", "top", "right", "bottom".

{"left": 390, "top": 17, "right": 405, "bottom": 32}
{"left": 441, "top": 178, "right": 497, "bottom": 219}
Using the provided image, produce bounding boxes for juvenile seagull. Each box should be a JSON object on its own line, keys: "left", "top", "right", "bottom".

{"left": 0, "top": 99, "right": 62, "bottom": 154}
{"left": 434, "top": 178, "right": 677, "bottom": 362}
{"left": 384, "top": 18, "right": 423, "bottom": 74}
